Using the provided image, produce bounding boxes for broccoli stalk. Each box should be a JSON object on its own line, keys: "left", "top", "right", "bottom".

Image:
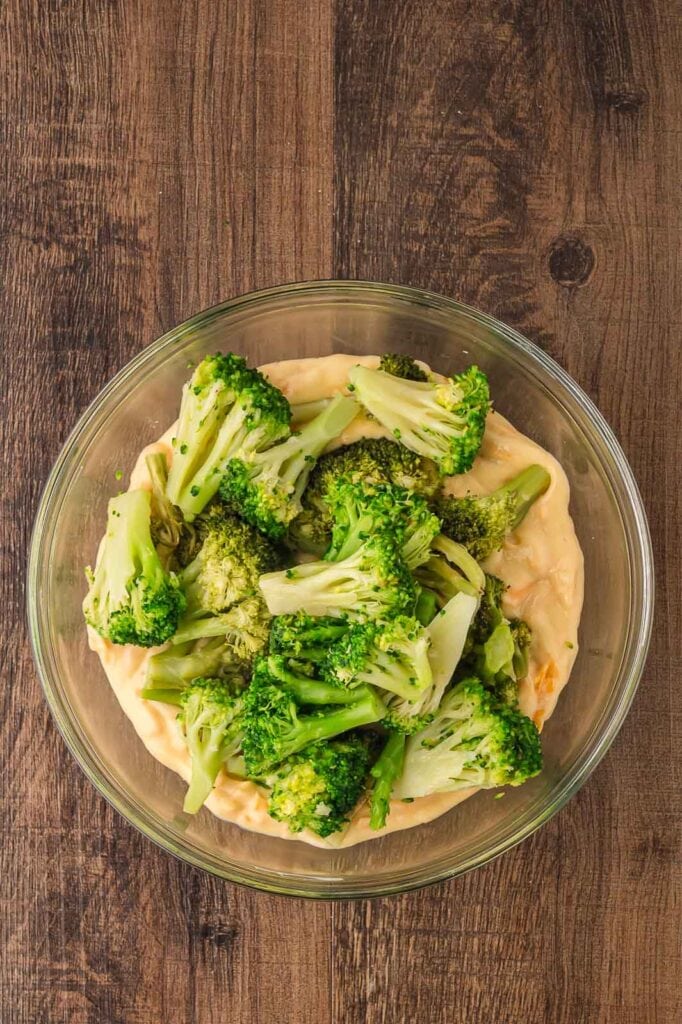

{"left": 83, "top": 489, "right": 185, "bottom": 647}
{"left": 369, "top": 732, "right": 407, "bottom": 830}
{"left": 145, "top": 451, "right": 190, "bottom": 568}
{"left": 393, "top": 677, "right": 542, "bottom": 800}
{"left": 243, "top": 663, "right": 386, "bottom": 777}
{"left": 348, "top": 364, "right": 490, "bottom": 475}
{"left": 165, "top": 353, "right": 291, "bottom": 521}
{"left": 269, "top": 612, "right": 350, "bottom": 664}
{"left": 415, "top": 534, "right": 485, "bottom": 606}
{"left": 289, "top": 437, "right": 440, "bottom": 555}
{"left": 266, "top": 737, "right": 371, "bottom": 837}
{"left": 435, "top": 464, "right": 551, "bottom": 559}
{"left": 265, "top": 655, "right": 373, "bottom": 705}
{"left": 176, "top": 678, "right": 246, "bottom": 813}
{"left": 219, "top": 394, "right": 360, "bottom": 539}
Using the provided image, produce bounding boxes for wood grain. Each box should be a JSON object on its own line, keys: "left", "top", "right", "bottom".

{"left": 333, "top": 2, "right": 681, "bottom": 1023}
{"left": 1, "top": 0, "right": 680, "bottom": 1022}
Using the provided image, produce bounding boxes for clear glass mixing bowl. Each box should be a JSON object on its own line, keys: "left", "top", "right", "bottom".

{"left": 28, "top": 281, "right": 653, "bottom": 898}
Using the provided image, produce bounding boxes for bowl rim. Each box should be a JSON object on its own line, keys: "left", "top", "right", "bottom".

{"left": 27, "top": 279, "right": 655, "bottom": 898}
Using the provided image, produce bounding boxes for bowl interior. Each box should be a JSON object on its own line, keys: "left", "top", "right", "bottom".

{"left": 29, "top": 283, "right": 652, "bottom": 896}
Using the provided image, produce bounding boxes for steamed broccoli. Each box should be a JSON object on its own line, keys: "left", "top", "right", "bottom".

{"left": 415, "top": 534, "right": 486, "bottom": 606}
{"left": 145, "top": 451, "right": 193, "bottom": 568}
{"left": 165, "top": 353, "right": 291, "bottom": 521}
{"left": 459, "top": 575, "right": 532, "bottom": 706}
{"left": 379, "top": 353, "right": 429, "bottom": 382}
{"left": 143, "top": 595, "right": 270, "bottom": 695}
{"left": 347, "top": 363, "right": 491, "bottom": 476}
{"left": 259, "top": 533, "right": 417, "bottom": 621}
{"left": 242, "top": 660, "right": 386, "bottom": 776}
{"left": 175, "top": 677, "right": 246, "bottom": 813}
{"left": 178, "top": 504, "right": 283, "bottom": 621}
{"left": 269, "top": 612, "right": 350, "bottom": 665}
{"left": 325, "top": 479, "right": 440, "bottom": 569}
{"left": 289, "top": 437, "right": 440, "bottom": 555}
{"left": 219, "top": 395, "right": 359, "bottom": 539}
{"left": 83, "top": 489, "right": 185, "bottom": 647}
{"left": 265, "top": 654, "right": 373, "bottom": 705}
{"left": 266, "top": 736, "right": 371, "bottom": 837}
{"left": 434, "top": 465, "right": 551, "bottom": 560}
{"left": 393, "top": 677, "right": 542, "bottom": 799}
{"left": 369, "top": 731, "right": 406, "bottom": 830}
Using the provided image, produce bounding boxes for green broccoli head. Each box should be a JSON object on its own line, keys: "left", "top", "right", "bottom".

{"left": 266, "top": 736, "right": 371, "bottom": 837}
{"left": 145, "top": 451, "right": 192, "bottom": 569}
{"left": 348, "top": 363, "right": 491, "bottom": 476}
{"left": 289, "top": 437, "right": 440, "bottom": 555}
{"left": 378, "top": 353, "right": 429, "bottom": 382}
{"left": 393, "top": 677, "right": 543, "bottom": 799}
{"left": 269, "top": 611, "right": 350, "bottom": 664}
{"left": 165, "top": 353, "right": 291, "bottom": 521}
{"left": 258, "top": 532, "right": 418, "bottom": 622}
{"left": 178, "top": 503, "right": 284, "bottom": 619}
{"left": 242, "top": 657, "right": 386, "bottom": 777}
{"left": 83, "top": 489, "right": 185, "bottom": 647}
{"left": 219, "top": 395, "right": 359, "bottom": 539}
{"left": 435, "top": 465, "right": 551, "bottom": 560}
{"left": 178, "top": 676, "right": 246, "bottom": 813}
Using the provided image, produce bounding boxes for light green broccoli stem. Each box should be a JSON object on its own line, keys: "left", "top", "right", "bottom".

{"left": 503, "top": 464, "right": 551, "bottom": 528}
{"left": 265, "top": 656, "right": 373, "bottom": 705}
{"left": 369, "top": 732, "right": 407, "bottom": 830}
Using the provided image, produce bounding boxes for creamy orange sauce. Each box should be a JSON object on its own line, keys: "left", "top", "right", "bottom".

{"left": 88, "top": 354, "right": 584, "bottom": 847}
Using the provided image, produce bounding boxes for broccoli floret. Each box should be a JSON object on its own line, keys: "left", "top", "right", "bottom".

{"left": 459, "top": 575, "right": 532, "bottom": 706}
{"left": 414, "top": 587, "right": 439, "bottom": 626}
{"left": 269, "top": 612, "right": 350, "bottom": 664}
{"left": 325, "top": 479, "right": 440, "bottom": 569}
{"left": 415, "top": 534, "right": 486, "bottom": 607}
{"left": 265, "top": 654, "right": 372, "bottom": 705}
{"left": 348, "top": 364, "right": 490, "bottom": 476}
{"left": 369, "top": 731, "right": 407, "bottom": 830}
{"left": 165, "top": 353, "right": 291, "bottom": 521}
{"left": 174, "top": 677, "right": 246, "bottom": 813}
{"left": 178, "top": 504, "right": 284, "bottom": 621}
{"left": 83, "top": 489, "right": 185, "bottom": 647}
{"left": 435, "top": 465, "right": 551, "bottom": 560}
{"left": 266, "top": 736, "right": 370, "bottom": 837}
{"left": 145, "top": 451, "right": 195, "bottom": 569}
{"left": 379, "top": 353, "right": 429, "bottom": 382}
{"left": 326, "top": 616, "right": 431, "bottom": 696}
{"left": 259, "top": 532, "right": 417, "bottom": 621}
{"left": 219, "top": 395, "right": 359, "bottom": 539}
{"left": 393, "top": 677, "right": 542, "bottom": 799}
{"left": 289, "top": 437, "right": 440, "bottom": 555}
{"left": 423, "top": 590, "right": 481, "bottom": 717}
{"left": 242, "top": 660, "right": 386, "bottom": 776}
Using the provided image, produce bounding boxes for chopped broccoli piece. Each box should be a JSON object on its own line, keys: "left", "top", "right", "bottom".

{"left": 265, "top": 654, "right": 372, "bottom": 705}
{"left": 175, "top": 677, "right": 246, "bottom": 813}
{"left": 347, "top": 363, "right": 491, "bottom": 476}
{"left": 259, "top": 532, "right": 417, "bottom": 621}
{"left": 145, "top": 451, "right": 194, "bottom": 569}
{"left": 289, "top": 437, "right": 440, "bottom": 555}
{"left": 459, "top": 575, "right": 532, "bottom": 706}
{"left": 414, "top": 587, "right": 439, "bottom": 626}
{"left": 379, "top": 353, "right": 429, "bottom": 382}
{"left": 325, "top": 479, "right": 440, "bottom": 569}
{"left": 266, "top": 736, "right": 370, "bottom": 837}
{"left": 415, "top": 534, "right": 486, "bottom": 606}
{"left": 165, "top": 353, "right": 291, "bottom": 520}
{"left": 172, "top": 593, "right": 272, "bottom": 648}
{"left": 178, "top": 504, "right": 284, "bottom": 621}
{"left": 369, "top": 731, "right": 406, "bottom": 830}
{"left": 219, "top": 395, "right": 359, "bottom": 539}
{"left": 269, "top": 611, "right": 350, "bottom": 664}
{"left": 83, "top": 489, "right": 185, "bottom": 647}
{"left": 242, "top": 660, "right": 386, "bottom": 776}
{"left": 424, "top": 590, "right": 480, "bottom": 714}
{"left": 393, "top": 677, "right": 542, "bottom": 799}
{"left": 435, "top": 465, "right": 551, "bottom": 560}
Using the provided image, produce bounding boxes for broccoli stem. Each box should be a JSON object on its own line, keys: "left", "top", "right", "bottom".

{"left": 432, "top": 535, "right": 485, "bottom": 592}
{"left": 290, "top": 398, "right": 331, "bottom": 426}
{"left": 284, "top": 691, "right": 386, "bottom": 760}
{"left": 369, "top": 732, "right": 407, "bottom": 830}
{"left": 140, "top": 687, "right": 185, "bottom": 705}
{"left": 266, "top": 656, "right": 373, "bottom": 706}
{"left": 501, "top": 464, "right": 551, "bottom": 528}
{"left": 415, "top": 587, "right": 439, "bottom": 625}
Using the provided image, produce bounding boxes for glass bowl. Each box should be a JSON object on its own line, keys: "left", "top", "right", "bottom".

{"left": 28, "top": 281, "right": 653, "bottom": 898}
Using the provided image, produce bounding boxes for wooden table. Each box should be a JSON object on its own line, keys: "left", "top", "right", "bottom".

{"left": 2, "top": 3, "right": 680, "bottom": 1021}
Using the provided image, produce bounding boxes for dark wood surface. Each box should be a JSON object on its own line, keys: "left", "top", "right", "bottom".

{"left": 2, "top": 1, "right": 679, "bottom": 1021}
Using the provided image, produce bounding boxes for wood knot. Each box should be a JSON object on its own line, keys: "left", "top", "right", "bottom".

{"left": 548, "top": 236, "right": 595, "bottom": 287}
{"left": 603, "top": 88, "right": 648, "bottom": 113}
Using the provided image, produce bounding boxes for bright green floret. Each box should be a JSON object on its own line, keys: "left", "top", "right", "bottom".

{"left": 165, "top": 353, "right": 291, "bottom": 521}
{"left": 369, "top": 731, "right": 407, "bottom": 830}
{"left": 176, "top": 677, "right": 246, "bottom": 814}
{"left": 289, "top": 437, "right": 440, "bottom": 555}
{"left": 393, "top": 677, "right": 543, "bottom": 800}
{"left": 269, "top": 612, "right": 350, "bottom": 665}
{"left": 219, "top": 395, "right": 359, "bottom": 540}
{"left": 178, "top": 504, "right": 284, "bottom": 622}
{"left": 379, "top": 353, "right": 429, "bottom": 382}
{"left": 242, "top": 659, "right": 386, "bottom": 777}
{"left": 348, "top": 363, "right": 491, "bottom": 476}
{"left": 435, "top": 465, "right": 551, "bottom": 560}
{"left": 83, "top": 489, "right": 185, "bottom": 647}
{"left": 266, "top": 736, "right": 371, "bottom": 837}
{"left": 143, "top": 595, "right": 270, "bottom": 695}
